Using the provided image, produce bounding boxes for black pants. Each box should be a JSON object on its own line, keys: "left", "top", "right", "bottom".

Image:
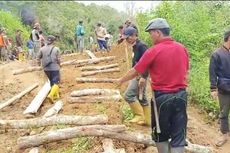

{"left": 152, "top": 89, "right": 187, "bottom": 147}
{"left": 44, "top": 70, "right": 60, "bottom": 86}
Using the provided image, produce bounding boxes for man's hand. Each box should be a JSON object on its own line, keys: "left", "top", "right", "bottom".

{"left": 114, "top": 78, "right": 123, "bottom": 88}
{"left": 211, "top": 90, "right": 218, "bottom": 101}
{"left": 138, "top": 78, "right": 146, "bottom": 89}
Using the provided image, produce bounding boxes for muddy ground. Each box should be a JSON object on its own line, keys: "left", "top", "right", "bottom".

{"left": 0, "top": 43, "right": 229, "bottom": 153}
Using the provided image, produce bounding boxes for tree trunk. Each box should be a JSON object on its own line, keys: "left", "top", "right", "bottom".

{"left": 102, "top": 139, "right": 126, "bottom": 153}
{"left": 70, "top": 89, "right": 120, "bottom": 97}
{"left": 81, "top": 68, "right": 120, "bottom": 77}
{"left": 0, "top": 84, "right": 39, "bottom": 110}
{"left": 17, "top": 127, "right": 213, "bottom": 153}
{"left": 43, "top": 100, "right": 63, "bottom": 118}
{"left": 61, "top": 56, "right": 115, "bottom": 66}
{"left": 85, "top": 50, "right": 97, "bottom": 59}
{"left": 81, "top": 63, "right": 119, "bottom": 71}
{"left": 17, "top": 125, "right": 126, "bottom": 149}
{"left": 28, "top": 147, "right": 39, "bottom": 153}
{"left": 0, "top": 114, "right": 108, "bottom": 129}
{"left": 68, "top": 95, "right": 122, "bottom": 103}
{"left": 76, "top": 77, "right": 118, "bottom": 83}
{"left": 13, "top": 67, "right": 42, "bottom": 75}
{"left": 23, "top": 81, "right": 51, "bottom": 115}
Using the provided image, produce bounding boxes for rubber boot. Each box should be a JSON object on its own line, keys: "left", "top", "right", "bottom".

{"left": 47, "top": 84, "right": 59, "bottom": 103}
{"left": 156, "top": 141, "right": 170, "bottom": 153}
{"left": 129, "top": 102, "right": 145, "bottom": 125}
{"left": 53, "top": 85, "right": 60, "bottom": 100}
{"left": 170, "top": 147, "right": 185, "bottom": 153}
{"left": 18, "top": 52, "right": 23, "bottom": 61}
{"left": 142, "top": 105, "right": 151, "bottom": 126}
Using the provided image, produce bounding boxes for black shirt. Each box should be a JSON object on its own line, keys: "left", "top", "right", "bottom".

{"left": 209, "top": 46, "right": 230, "bottom": 93}
{"left": 132, "top": 39, "right": 148, "bottom": 78}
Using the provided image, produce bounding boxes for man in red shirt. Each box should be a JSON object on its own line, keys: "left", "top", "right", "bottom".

{"left": 117, "top": 18, "right": 189, "bottom": 153}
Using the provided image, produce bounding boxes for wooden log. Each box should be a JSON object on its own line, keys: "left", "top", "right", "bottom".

{"left": 13, "top": 67, "right": 42, "bottom": 75}
{"left": 23, "top": 81, "right": 51, "bottom": 115}
{"left": 60, "top": 59, "right": 77, "bottom": 66}
{"left": 68, "top": 95, "right": 122, "bottom": 103}
{"left": 102, "top": 139, "right": 126, "bottom": 153}
{"left": 29, "top": 147, "right": 39, "bottom": 153}
{"left": 0, "top": 83, "right": 39, "bottom": 111}
{"left": 43, "top": 100, "right": 63, "bottom": 118}
{"left": 17, "top": 125, "right": 126, "bottom": 149}
{"left": 61, "top": 56, "right": 115, "bottom": 66}
{"left": 29, "top": 101, "right": 63, "bottom": 152}
{"left": 17, "top": 127, "right": 213, "bottom": 153}
{"left": 62, "top": 52, "right": 80, "bottom": 57}
{"left": 0, "top": 114, "right": 108, "bottom": 129}
{"left": 85, "top": 50, "right": 97, "bottom": 59}
{"left": 81, "top": 68, "right": 120, "bottom": 77}
{"left": 81, "top": 63, "right": 119, "bottom": 71}
{"left": 76, "top": 77, "right": 118, "bottom": 83}
{"left": 70, "top": 89, "right": 120, "bottom": 97}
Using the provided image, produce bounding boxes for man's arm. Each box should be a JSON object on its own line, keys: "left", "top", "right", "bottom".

{"left": 209, "top": 53, "right": 218, "bottom": 91}
{"left": 117, "top": 68, "right": 139, "bottom": 86}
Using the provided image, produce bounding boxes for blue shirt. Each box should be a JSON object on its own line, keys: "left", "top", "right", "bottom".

{"left": 27, "top": 40, "right": 33, "bottom": 49}
{"left": 76, "top": 24, "right": 85, "bottom": 36}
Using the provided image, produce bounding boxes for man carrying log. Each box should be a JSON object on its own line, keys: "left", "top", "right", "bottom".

{"left": 122, "top": 27, "right": 150, "bottom": 126}
{"left": 117, "top": 18, "right": 189, "bottom": 153}
{"left": 37, "top": 35, "right": 61, "bottom": 103}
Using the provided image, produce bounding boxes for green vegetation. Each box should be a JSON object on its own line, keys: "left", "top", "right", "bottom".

{"left": 122, "top": 102, "right": 134, "bottom": 122}
{"left": 136, "top": 1, "right": 230, "bottom": 115}
{"left": 0, "top": 1, "right": 126, "bottom": 51}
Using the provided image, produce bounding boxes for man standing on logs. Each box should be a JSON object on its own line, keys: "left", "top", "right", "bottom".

{"left": 122, "top": 27, "right": 150, "bottom": 126}
{"left": 117, "top": 18, "right": 189, "bottom": 153}
{"left": 37, "top": 35, "right": 61, "bottom": 103}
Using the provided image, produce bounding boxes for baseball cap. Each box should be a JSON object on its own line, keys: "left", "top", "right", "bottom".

{"left": 47, "top": 35, "right": 56, "bottom": 43}
{"left": 123, "top": 27, "right": 137, "bottom": 38}
{"left": 145, "top": 18, "right": 170, "bottom": 32}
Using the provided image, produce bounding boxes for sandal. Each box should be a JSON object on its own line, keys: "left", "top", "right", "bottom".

{"left": 215, "top": 138, "right": 228, "bottom": 147}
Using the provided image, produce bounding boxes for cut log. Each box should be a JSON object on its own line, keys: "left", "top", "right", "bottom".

{"left": 0, "top": 83, "right": 39, "bottom": 111}
{"left": 17, "top": 127, "right": 213, "bottom": 153}
{"left": 43, "top": 100, "right": 63, "bottom": 118}
{"left": 61, "top": 56, "right": 115, "bottom": 66}
{"left": 76, "top": 77, "right": 118, "bottom": 83}
{"left": 29, "top": 101, "right": 63, "bottom": 152}
{"left": 13, "top": 67, "right": 42, "bottom": 75}
{"left": 29, "top": 147, "right": 39, "bottom": 153}
{"left": 70, "top": 89, "right": 120, "bottom": 97}
{"left": 85, "top": 50, "right": 97, "bottom": 59}
{"left": 17, "top": 125, "right": 126, "bottom": 149}
{"left": 81, "top": 68, "right": 120, "bottom": 77}
{"left": 60, "top": 59, "right": 77, "bottom": 66}
{"left": 102, "top": 139, "right": 126, "bottom": 153}
{"left": 62, "top": 52, "right": 80, "bottom": 57}
{"left": 81, "top": 63, "right": 119, "bottom": 71}
{"left": 23, "top": 81, "right": 51, "bottom": 115}
{"left": 0, "top": 114, "right": 108, "bottom": 129}
{"left": 68, "top": 95, "right": 122, "bottom": 103}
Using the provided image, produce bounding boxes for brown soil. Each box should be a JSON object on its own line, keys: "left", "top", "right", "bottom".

{"left": 0, "top": 43, "right": 229, "bottom": 153}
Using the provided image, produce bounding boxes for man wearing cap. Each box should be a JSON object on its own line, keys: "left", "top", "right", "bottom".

{"left": 75, "top": 20, "right": 85, "bottom": 52}
{"left": 37, "top": 35, "right": 61, "bottom": 103}
{"left": 95, "top": 23, "right": 108, "bottom": 52}
{"left": 15, "top": 29, "right": 24, "bottom": 61}
{"left": 122, "top": 26, "right": 150, "bottom": 126}
{"left": 117, "top": 18, "right": 189, "bottom": 153}
{"left": 209, "top": 29, "right": 230, "bottom": 147}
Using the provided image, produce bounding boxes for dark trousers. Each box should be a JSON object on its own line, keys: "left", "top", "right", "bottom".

{"left": 152, "top": 89, "right": 187, "bottom": 147}
{"left": 44, "top": 70, "right": 60, "bottom": 86}
{"left": 97, "top": 39, "right": 107, "bottom": 50}
{"left": 218, "top": 93, "right": 230, "bottom": 134}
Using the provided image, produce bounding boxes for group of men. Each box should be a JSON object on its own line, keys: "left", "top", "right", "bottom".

{"left": 75, "top": 20, "right": 113, "bottom": 53}
{"left": 117, "top": 17, "right": 230, "bottom": 153}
